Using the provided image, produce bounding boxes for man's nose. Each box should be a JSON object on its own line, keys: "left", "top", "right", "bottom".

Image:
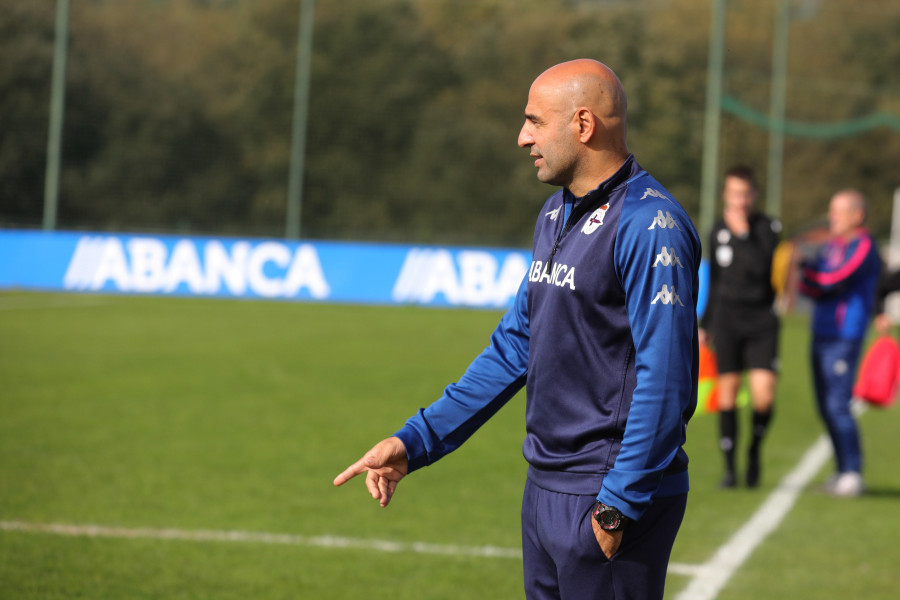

{"left": 517, "top": 125, "right": 533, "bottom": 148}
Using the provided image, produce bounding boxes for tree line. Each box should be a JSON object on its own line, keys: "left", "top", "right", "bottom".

{"left": 2, "top": 0, "right": 898, "bottom": 247}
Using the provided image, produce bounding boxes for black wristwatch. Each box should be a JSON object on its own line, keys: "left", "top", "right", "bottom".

{"left": 591, "top": 501, "right": 628, "bottom": 531}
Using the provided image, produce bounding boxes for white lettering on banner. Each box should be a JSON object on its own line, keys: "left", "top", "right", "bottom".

{"left": 458, "top": 251, "right": 502, "bottom": 305}
{"left": 62, "top": 236, "right": 330, "bottom": 299}
{"left": 421, "top": 249, "right": 461, "bottom": 304}
{"left": 164, "top": 240, "right": 205, "bottom": 294}
{"left": 204, "top": 241, "right": 250, "bottom": 295}
{"left": 128, "top": 238, "right": 168, "bottom": 292}
{"left": 284, "top": 245, "right": 330, "bottom": 297}
{"left": 391, "top": 248, "right": 528, "bottom": 307}
{"left": 63, "top": 236, "right": 124, "bottom": 290}
{"left": 247, "top": 242, "right": 291, "bottom": 297}
{"left": 63, "top": 237, "right": 107, "bottom": 290}
{"left": 92, "top": 237, "right": 130, "bottom": 290}
{"left": 494, "top": 253, "right": 530, "bottom": 303}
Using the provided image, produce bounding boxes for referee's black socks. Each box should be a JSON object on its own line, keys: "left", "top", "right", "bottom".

{"left": 746, "top": 409, "right": 774, "bottom": 488}
{"left": 718, "top": 409, "right": 737, "bottom": 488}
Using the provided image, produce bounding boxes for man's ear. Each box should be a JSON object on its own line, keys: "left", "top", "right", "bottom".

{"left": 574, "top": 107, "right": 596, "bottom": 143}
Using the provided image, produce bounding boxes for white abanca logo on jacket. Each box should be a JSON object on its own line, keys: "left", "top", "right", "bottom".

{"left": 528, "top": 260, "right": 576, "bottom": 291}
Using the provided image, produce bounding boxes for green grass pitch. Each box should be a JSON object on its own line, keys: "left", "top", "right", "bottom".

{"left": 1, "top": 291, "right": 898, "bottom": 599}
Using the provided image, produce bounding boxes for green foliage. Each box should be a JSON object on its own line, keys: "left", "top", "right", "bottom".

{"left": 1, "top": 0, "right": 898, "bottom": 241}
{"left": 720, "top": 0, "right": 900, "bottom": 234}
{"left": 0, "top": 3, "right": 55, "bottom": 224}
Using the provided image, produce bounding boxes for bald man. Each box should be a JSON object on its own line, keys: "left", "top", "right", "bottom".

{"left": 799, "top": 189, "right": 881, "bottom": 497}
{"left": 335, "top": 60, "right": 701, "bottom": 599}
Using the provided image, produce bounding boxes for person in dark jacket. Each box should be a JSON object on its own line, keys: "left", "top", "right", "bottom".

{"left": 873, "top": 267, "right": 900, "bottom": 335}
{"left": 700, "top": 166, "right": 781, "bottom": 488}
{"left": 334, "top": 59, "right": 700, "bottom": 600}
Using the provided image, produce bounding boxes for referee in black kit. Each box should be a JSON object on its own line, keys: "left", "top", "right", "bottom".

{"left": 700, "top": 166, "right": 781, "bottom": 489}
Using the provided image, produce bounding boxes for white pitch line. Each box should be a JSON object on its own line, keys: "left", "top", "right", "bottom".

{"left": 2, "top": 426, "right": 848, "bottom": 592}
{"left": 0, "top": 517, "right": 701, "bottom": 575}
{"left": 0, "top": 432, "right": 842, "bottom": 598}
{"left": 675, "top": 433, "right": 834, "bottom": 600}
{"left": 0, "top": 520, "right": 522, "bottom": 559}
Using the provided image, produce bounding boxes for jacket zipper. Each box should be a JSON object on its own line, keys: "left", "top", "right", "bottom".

{"left": 545, "top": 195, "right": 595, "bottom": 271}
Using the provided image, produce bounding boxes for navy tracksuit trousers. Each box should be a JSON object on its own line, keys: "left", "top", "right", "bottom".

{"left": 811, "top": 337, "right": 864, "bottom": 473}
{"left": 521, "top": 479, "right": 686, "bottom": 600}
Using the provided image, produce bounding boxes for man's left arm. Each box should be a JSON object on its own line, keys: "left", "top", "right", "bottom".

{"left": 597, "top": 198, "right": 700, "bottom": 521}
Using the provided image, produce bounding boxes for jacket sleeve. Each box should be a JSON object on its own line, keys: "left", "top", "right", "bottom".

{"left": 699, "top": 227, "right": 718, "bottom": 330}
{"left": 394, "top": 275, "right": 530, "bottom": 472}
{"left": 598, "top": 198, "right": 700, "bottom": 520}
{"left": 799, "top": 235, "right": 875, "bottom": 299}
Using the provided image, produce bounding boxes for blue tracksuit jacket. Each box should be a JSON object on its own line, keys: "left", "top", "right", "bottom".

{"left": 395, "top": 155, "right": 700, "bottom": 520}
{"left": 799, "top": 229, "right": 881, "bottom": 340}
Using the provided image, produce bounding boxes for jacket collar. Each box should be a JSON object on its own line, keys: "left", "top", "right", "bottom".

{"left": 563, "top": 154, "right": 640, "bottom": 207}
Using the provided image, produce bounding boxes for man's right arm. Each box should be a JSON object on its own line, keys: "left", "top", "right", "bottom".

{"left": 334, "top": 276, "right": 529, "bottom": 505}
{"left": 396, "top": 275, "right": 530, "bottom": 472}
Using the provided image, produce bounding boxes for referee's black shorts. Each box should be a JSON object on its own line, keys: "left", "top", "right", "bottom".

{"left": 710, "top": 304, "right": 780, "bottom": 375}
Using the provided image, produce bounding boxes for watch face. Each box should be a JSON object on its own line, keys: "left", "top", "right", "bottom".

{"left": 592, "top": 502, "right": 626, "bottom": 531}
{"left": 599, "top": 509, "right": 620, "bottom": 530}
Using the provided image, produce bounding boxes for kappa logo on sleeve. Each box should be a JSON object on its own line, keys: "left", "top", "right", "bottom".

{"left": 647, "top": 210, "right": 681, "bottom": 231}
{"left": 640, "top": 188, "right": 669, "bottom": 201}
{"left": 652, "top": 246, "right": 684, "bottom": 268}
{"left": 651, "top": 283, "right": 684, "bottom": 306}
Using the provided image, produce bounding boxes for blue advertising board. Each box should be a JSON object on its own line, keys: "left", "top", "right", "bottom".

{"left": 0, "top": 230, "right": 709, "bottom": 313}
{"left": 0, "top": 230, "right": 531, "bottom": 309}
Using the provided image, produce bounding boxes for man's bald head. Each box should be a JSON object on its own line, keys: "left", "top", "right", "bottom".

{"left": 828, "top": 188, "right": 868, "bottom": 238}
{"left": 534, "top": 59, "right": 627, "bottom": 120}
{"left": 518, "top": 59, "right": 630, "bottom": 195}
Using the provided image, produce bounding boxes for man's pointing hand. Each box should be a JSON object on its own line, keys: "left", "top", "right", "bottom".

{"left": 333, "top": 436, "right": 409, "bottom": 508}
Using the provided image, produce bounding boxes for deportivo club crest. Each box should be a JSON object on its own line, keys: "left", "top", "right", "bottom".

{"left": 582, "top": 204, "right": 610, "bottom": 234}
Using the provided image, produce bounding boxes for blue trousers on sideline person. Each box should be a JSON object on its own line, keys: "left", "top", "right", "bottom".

{"left": 811, "top": 337, "right": 863, "bottom": 473}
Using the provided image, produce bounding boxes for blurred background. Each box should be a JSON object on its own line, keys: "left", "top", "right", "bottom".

{"left": 2, "top": 0, "right": 899, "bottom": 247}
